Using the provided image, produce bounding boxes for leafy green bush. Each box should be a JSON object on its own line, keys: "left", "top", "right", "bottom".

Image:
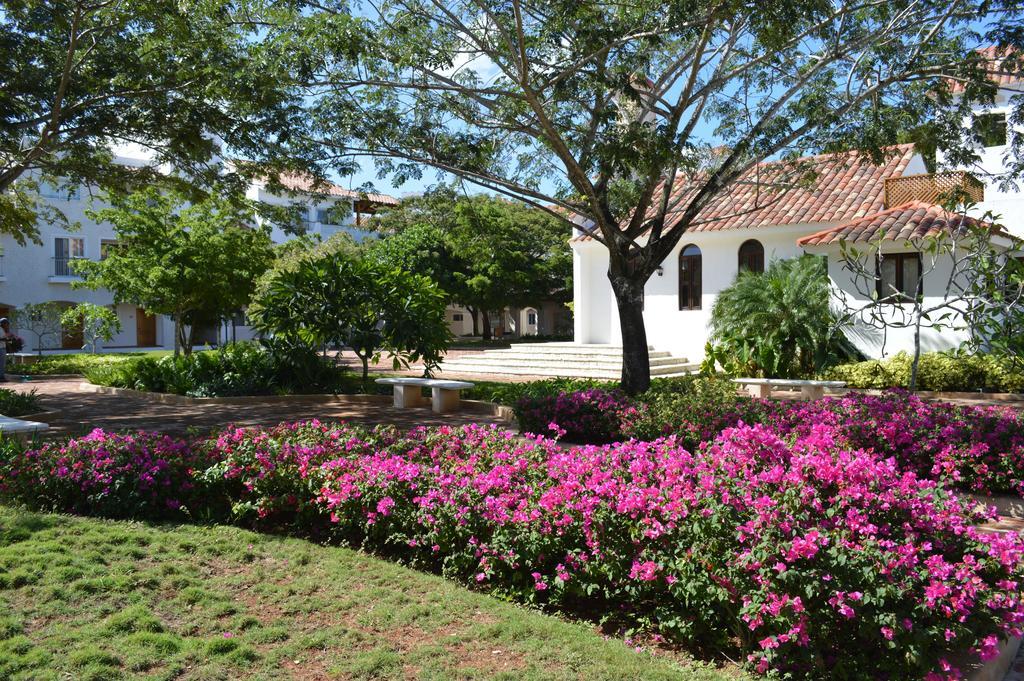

{"left": 462, "top": 377, "right": 616, "bottom": 405}
{"left": 623, "top": 376, "right": 758, "bottom": 448}
{"left": 13, "top": 352, "right": 155, "bottom": 376}
{"left": 85, "top": 342, "right": 347, "bottom": 397}
{"left": 0, "top": 388, "right": 41, "bottom": 416}
{"left": 825, "top": 352, "right": 1024, "bottom": 393}
{"left": 707, "top": 256, "right": 856, "bottom": 378}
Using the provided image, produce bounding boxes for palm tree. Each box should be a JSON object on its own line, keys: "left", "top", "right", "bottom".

{"left": 709, "top": 256, "right": 855, "bottom": 378}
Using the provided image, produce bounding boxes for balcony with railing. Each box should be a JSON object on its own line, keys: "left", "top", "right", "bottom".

{"left": 883, "top": 172, "right": 985, "bottom": 209}
{"left": 49, "top": 256, "right": 86, "bottom": 282}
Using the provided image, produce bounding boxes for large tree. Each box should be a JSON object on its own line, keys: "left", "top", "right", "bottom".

{"left": 0, "top": 0, "right": 320, "bottom": 244}
{"left": 368, "top": 192, "right": 572, "bottom": 338}
{"left": 75, "top": 187, "right": 275, "bottom": 354}
{"left": 292, "top": 0, "right": 1024, "bottom": 393}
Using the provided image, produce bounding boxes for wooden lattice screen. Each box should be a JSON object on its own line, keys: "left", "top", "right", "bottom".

{"left": 883, "top": 172, "right": 985, "bottom": 208}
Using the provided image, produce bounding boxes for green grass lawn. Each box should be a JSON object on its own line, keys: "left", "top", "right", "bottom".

{"left": 0, "top": 506, "right": 740, "bottom": 681}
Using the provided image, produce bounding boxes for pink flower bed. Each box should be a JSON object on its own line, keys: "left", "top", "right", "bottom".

{"left": 0, "top": 429, "right": 210, "bottom": 518}
{"left": 207, "top": 420, "right": 1024, "bottom": 679}
{"left": 2, "top": 417, "right": 1023, "bottom": 678}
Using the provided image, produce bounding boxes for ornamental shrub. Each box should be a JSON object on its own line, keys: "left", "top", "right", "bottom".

{"left": 0, "top": 429, "right": 213, "bottom": 518}
{"left": 826, "top": 351, "right": 1024, "bottom": 393}
{"left": 514, "top": 387, "right": 634, "bottom": 443}
{"left": 197, "top": 420, "right": 384, "bottom": 530}
{"left": 0, "top": 388, "right": 41, "bottom": 417}
{"left": 85, "top": 341, "right": 347, "bottom": 397}
{"left": 228, "top": 420, "right": 1023, "bottom": 680}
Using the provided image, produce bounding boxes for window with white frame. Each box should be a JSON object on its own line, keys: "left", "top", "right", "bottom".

{"left": 54, "top": 237, "right": 85, "bottom": 276}
{"left": 452, "top": 313, "right": 464, "bottom": 322}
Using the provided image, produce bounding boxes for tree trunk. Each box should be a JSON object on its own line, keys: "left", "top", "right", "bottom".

{"left": 467, "top": 306, "right": 479, "bottom": 336}
{"left": 481, "top": 310, "right": 492, "bottom": 341}
{"left": 910, "top": 315, "right": 923, "bottom": 392}
{"left": 609, "top": 273, "right": 651, "bottom": 395}
{"left": 173, "top": 316, "right": 182, "bottom": 357}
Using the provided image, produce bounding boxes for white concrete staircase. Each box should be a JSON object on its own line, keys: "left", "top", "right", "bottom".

{"left": 433, "top": 342, "right": 699, "bottom": 380}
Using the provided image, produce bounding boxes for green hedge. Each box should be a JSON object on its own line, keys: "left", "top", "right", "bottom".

{"left": 85, "top": 342, "right": 353, "bottom": 397}
{"left": 824, "top": 352, "right": 1024, "bottom": 393}
{"left": 11, "top": 352, "right": 161, "bottom": 376}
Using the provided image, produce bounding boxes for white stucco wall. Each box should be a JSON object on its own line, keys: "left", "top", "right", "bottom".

{"left": 822, "top": 248, "right": 971, "bottom": 358}
{"left": 573, "top": 225, "right": 820, "bottom": 362}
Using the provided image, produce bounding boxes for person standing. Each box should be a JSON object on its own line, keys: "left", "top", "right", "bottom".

{"left": 0, "top": 318, "right": 18, "bottom": 382}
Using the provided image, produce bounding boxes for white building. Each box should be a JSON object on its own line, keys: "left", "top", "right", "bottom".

{"left": 0, "top": 151, "right": 397, "bottom": 352}
{"left": 571, "top": 82, "right": 1023, "bottom": 365}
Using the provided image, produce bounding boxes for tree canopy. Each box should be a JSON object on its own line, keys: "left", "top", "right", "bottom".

{"left": 75, "top": 187, "right": 275, "bottom": 354}
{"left": 367, "top": 192, "right": 572, "bottom": 337}
{"left": 283, "top": 0, "right": 1024, "bottom": 392}
{"left": 0, "top": 0, "right": 326, "bottom": 244}
{"left": 249, "top": 247, "right": 451, "bottom": 382}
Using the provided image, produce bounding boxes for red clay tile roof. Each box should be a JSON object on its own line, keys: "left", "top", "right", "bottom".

{"left": 274, "top": 172, "right": 399, "bottom": 206}
{"left": 796, "top": 200, "right": 1006, "bottom": 247}
{"left": 572, "top": 144, "right": 917, "bottom": 241}
{"left": 947, "top": 46, "right": 1023, "bottom": 94}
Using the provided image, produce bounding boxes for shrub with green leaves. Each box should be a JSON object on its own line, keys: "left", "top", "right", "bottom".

{"left": 0, "top": 388, "right": 41, "bottom": 417}
{"left": 708, "top": 256, "right": 856, "bottom": 378}
{"left": 85, "top": 342, "right": 346, "bottom": 397}
{"left": 825, "top": 352, "right": 1024, "bottom": 393}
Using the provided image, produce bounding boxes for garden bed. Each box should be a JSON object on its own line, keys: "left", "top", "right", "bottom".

{"left": 2, "top": 420, "right": 1022, "bottom": 679}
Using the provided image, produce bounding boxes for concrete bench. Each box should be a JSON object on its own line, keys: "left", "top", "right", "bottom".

{"left": 0, "top": 415, "right": 49, "bottom": 440}
{"left": 375, "top": 377, "right": 475, "bottom": 414}
{"left": 733, "top": 378, "right": 846, "bottom": 400}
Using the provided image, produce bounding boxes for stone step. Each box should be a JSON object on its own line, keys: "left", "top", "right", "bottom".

{"left": 473, "top": 350, "right": 675, "bottom": 362}
{"left": 480, "top": 343, "right": 653, "bottom": 357}
{"left": 436, "top": 360, "right": 700, "bottom": 379}
{"left": 441, "top": 354, "right": 684, "bottom": 369}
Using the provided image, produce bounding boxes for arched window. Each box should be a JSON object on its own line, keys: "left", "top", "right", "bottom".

{"left": 738, "top": 239, "right": 765, "bottom": 273}
{"left": 678, "top": 244, "right": 702, "bottom": 310}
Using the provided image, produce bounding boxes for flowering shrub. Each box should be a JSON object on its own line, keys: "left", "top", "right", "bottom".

{"left": 297, "top": 422, "right": 1024, "bottom": 679}
{"left": 514, "top": 387, "right": 634, "bottom": 443}
{"left": 622, "top": 387, "right": 1024, "bottom": 495}
{"left": 0, "top": 429, "right": 211, "bottom": 518}
{"left": 4, "top": 416, "right": 1024, "bottom": 679}
{"left": 197, "top": 419, "right": 384, "bottom": 529}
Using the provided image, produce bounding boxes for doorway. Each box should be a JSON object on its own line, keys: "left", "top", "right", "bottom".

{"left": 135, "top": 308, "right": 157, "bottom": 347}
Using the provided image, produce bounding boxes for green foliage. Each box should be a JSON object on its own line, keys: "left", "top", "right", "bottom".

{"left": 708, "top": 256, "right": 856, "bottom": 378}
{"left": 462, "top": 377, "right": 616, "bottom": 405}
{"left": 367, "top": 192, "right": 572, "bottom": 338}
{"left": 0, "top": 0, "right": 312, "bottom": 243}
{"left": 0, "top": 389, "right": 41, "bottom": 417}
{"left": 250, "top": 247, "right": 450, "bottom": 382}
{"left": 84, "top": 342, "right": 346, "bottom": 397}
{"left": 825, "top": 351, "right": 1024, "bottom": 393}
{"left": 76, "top": 187, "right": 275, "bottom": 354}
{"left": 60, "top": 303, "right": 122, "bottom": 353}
{"left": 11, "top": 352, "right": 159, "bottom": 376}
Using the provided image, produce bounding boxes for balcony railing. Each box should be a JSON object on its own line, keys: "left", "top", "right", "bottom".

{"left": 52, "top": 256, "right": 85, "bottom": 278}
{"left": 883, "top": 172, "right": 985, "bottom": 208}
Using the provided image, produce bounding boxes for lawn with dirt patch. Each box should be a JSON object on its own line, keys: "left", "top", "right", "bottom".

{"left": 0, "top": 506, "right": 742, "bottom": 680}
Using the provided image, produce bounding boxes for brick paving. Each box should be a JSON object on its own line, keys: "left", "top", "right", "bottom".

{"left": 17, "top": 377, "right": 506, "bottom": 438}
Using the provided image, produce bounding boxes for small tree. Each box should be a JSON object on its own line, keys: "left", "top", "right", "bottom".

{"left": 706, "top": 256, "right": 856, "bottom": 378}
{"left": 369, "top": 193, "right": 572, "bottom": 339}
{"left": 13, "top": 302, "right": 64, "bottom": 355}
{"left": 60, "top": 303, "right": 122, "bottom": 353}
{"left": 76, "top": 187, "right": 275, "bottom": 355}
{"left": 834, "top": 210, "right": 1023, "bottom": 390}
{"left": 250, "top": 249, "right": 451, "bottom": 384}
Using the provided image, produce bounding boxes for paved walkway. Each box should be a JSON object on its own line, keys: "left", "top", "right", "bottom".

{"left": 18, "top": 378, "right": 506, "bottom": 438}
